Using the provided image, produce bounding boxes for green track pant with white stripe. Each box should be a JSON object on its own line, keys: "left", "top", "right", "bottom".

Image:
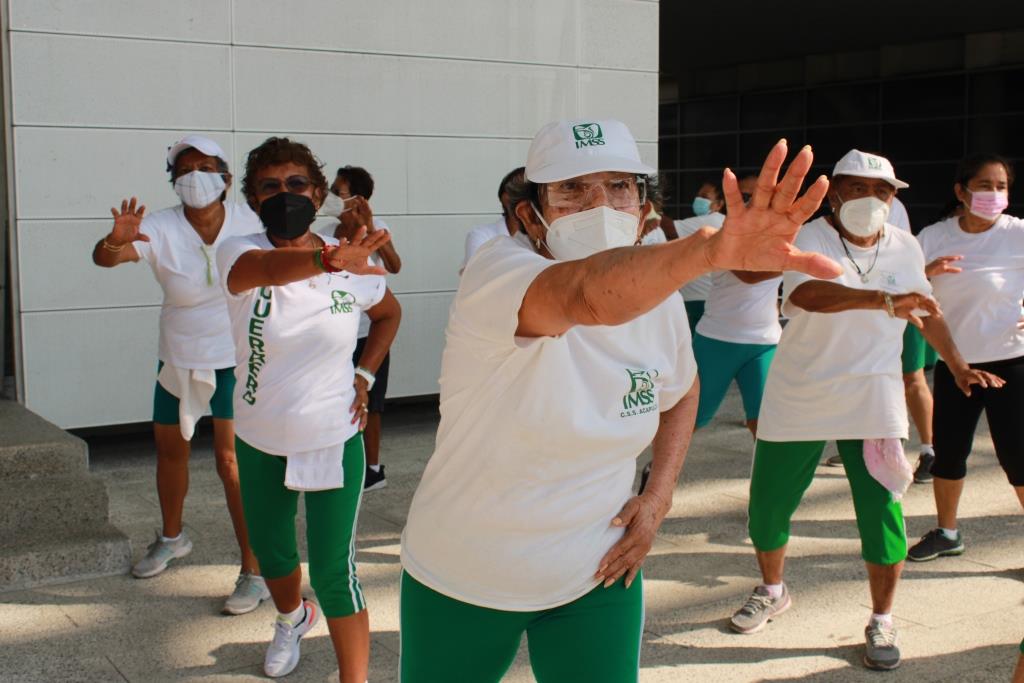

{"left": 236, "top": 434, "right": 366, "bottom": 617}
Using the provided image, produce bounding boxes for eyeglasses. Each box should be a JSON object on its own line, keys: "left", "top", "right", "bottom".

{"left": 256, "top": 175, "right": 312, "bottom": 195}
{"left": 544, "top": 176, "right": 645, "bottom": 211}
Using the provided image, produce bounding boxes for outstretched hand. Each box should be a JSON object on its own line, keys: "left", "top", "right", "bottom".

{"left": 108, "top": 197, "right": 149, "bottom": 245}
{"left": 926, "top": 255, "right": 963, "bottom": 277}
{"left": 327, "top": 226, "right": 390, "bottom": 275}
{"left": 704, "top": 140, "right": 841, "bottom": 278}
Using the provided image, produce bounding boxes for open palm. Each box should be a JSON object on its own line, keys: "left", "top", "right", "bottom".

{"left": 705, "top": 141, "right": 841, "bottom": 279}
{"left": 109, "top": 197, "right": 149, "bottom": 245}
{"left": 327, "top": 226, "right": 390, "bottom": 276}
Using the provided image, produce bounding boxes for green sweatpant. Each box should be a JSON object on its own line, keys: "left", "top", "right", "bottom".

{"left": 236, "top": 435, "right": 366, "bottom": 617}
{"left": 399, "top": 571, "right": 644, "bottom": 683}
{"left": 749, "top": 439, "right": 907, "bottom": 565}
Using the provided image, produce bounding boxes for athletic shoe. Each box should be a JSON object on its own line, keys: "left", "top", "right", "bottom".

{"left": 913, "top": 452, "right": 935, "bottom": 483}
{"left": 638, "top": 462, "right": 652, "bottom": 495}
{"left": 264, "top": 599, "right": 320, "bottom": 678}
{"left": 863, "top": 620, "right": 901, "bottom": 670}
{"left": 132, "top": 530, "right": 193, "bottom": 578}
{"left": 223, "top": 572, "right": 271, "bottom": 615}
{"left": 364, "top": 465, "right": 387, "bottom": 491}
{"left": 825, "top": 454, "right": 844, "bottom": 467}
{"left": 729, "top": 584, "right": 791, "bottom": 634}
{"left": 907, "top": 528, "right": 964, "bottom": 562}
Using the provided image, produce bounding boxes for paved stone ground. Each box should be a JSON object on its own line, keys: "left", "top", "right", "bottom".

{"left": 2, "top": 381, "right": 1022, "bottom": 682}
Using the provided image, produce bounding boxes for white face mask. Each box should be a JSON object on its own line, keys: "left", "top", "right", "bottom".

{"left": 837, "top": 195, "right": 889, "bottom": 237}
{"left": 173, "top": 171, "right": 226, "bottom": 209}
{"left": 532, "top": 204, "right": 640, "bottom": 260}
{"left": 320, "top": 191, "right": 345, "bottom": 217}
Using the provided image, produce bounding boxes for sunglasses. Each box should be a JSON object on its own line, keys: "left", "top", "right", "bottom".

{"left": 256, "top": 175, "right": 312, "bottom": 195}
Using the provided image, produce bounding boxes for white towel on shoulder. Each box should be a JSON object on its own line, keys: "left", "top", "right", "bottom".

{"left": 284, "top": 442, "right": 346, "bottom": 491}
{"left": 157, "top": 364, "right": 217, "bottom": 441}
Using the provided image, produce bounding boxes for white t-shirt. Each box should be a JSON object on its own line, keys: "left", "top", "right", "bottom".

{"left": 917, "top": 214, "right": 1024, "bottom": 364}
{"left": 401, "top": 236, "right": 697, "bottom": 611}
{"left": 217, "top": 233, "right": 386, "bottom": 454}
{"left": 134, "top": 202, "right": 261, "bottom": 369}
{"left": 318, "top": 217, "right": 389, "bottom": 339}
{"left": 673, "top": 212, "right": 725, "bottom": 301}
{"left": 889, "top": 197, "right": 911, "bottom": 232}
{"left": 697, "top": 271, "right": 783, "bottom": 345}
{"left": 460, "top": 218, "right": 509, "bottom": 273}
{"left": 757, "top": 218, "right": 932, "bottom": 442}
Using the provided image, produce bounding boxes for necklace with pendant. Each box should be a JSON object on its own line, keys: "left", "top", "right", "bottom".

{"left": 838, "top": 233, "right": 881, "bottom": 283}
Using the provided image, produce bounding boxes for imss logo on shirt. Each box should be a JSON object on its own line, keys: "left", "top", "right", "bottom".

{"left": 621, "top": 368, "right": 659, "bottom": 417}
{"left": 573, "top": 123, "right": 605, "bottom": 148}
{"left": 330, "top": 290, "right": 356, "bottom": 314}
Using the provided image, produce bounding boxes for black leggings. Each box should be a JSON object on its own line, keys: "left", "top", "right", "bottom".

{"left": 931, "top": 355, "right": 1024, "bottom": 486}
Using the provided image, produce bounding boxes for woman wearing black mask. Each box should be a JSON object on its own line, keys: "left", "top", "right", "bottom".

{"left": 217, "top": 137, "right": 401, "bottom": 682}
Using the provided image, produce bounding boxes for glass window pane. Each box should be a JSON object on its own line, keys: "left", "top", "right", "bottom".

{"left": 806, "top": 125, "right": 881, "bottom": 166}
{"left": 808, "top": 83, "right": 879, "bottom": 125}
{"left": 969, "top": 68, "right": 1024, "bottom": 116}
{"left": 882, "top": 75, "right": 964, "bottom": 120}
{"left": 680, "top": 134, "right": 735, "bottom": 171}
{"left": 681, "top": 97, "right": 737, "bottom": 134}
{"left": 659, "top": 138, "right": 679, "bottom": 171}
{"left": 881, "top": 119, "right": 964, "bottom": 162}
{"left": 739, "top": 129, "right": 804, "bottom": 168}
{"left": 659, "top": 103, "right": 680, "bottom": 136}
{"left": 741, "top": 90, "right": 804, "bottom": 129}
{"left": 968, "top": 114, "right": 1024, "bottom": 157}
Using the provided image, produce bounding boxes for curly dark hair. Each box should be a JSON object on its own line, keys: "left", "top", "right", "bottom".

{"left": 242, "top": 137, "right": 328, "bottom": 210}
{"left": 335, "top": 165, "right": 374, "bottom": 200}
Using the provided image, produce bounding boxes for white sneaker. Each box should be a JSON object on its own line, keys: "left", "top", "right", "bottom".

{"left": 132, "top": 530, "right": 193, "bottom": 578}
{"left": 223, "top": 573, "right": 271, "bottom": 615}
{"left": 264, "top": 599, "right": 320, "bottom": 678}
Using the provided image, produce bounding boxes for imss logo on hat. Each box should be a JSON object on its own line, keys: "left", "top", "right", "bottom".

{"left": 572, "top": 123, "right": 605, "bottom": 148}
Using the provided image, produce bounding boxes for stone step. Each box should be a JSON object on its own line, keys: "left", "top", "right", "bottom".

{"left": 0, "top": 523, "right": 131, "bottom": 593}
{"left": 0, "top": 400, "right": 87, "bottom": 479}
{"left": 0, "top": 474, "right": 110, "bottom": 539}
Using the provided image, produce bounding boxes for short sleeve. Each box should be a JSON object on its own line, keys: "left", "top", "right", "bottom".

{"left": 216, "top": 235, "right": 262, "bottom": 299}
{"left": 780, "top": 224, "right": 826, "bottom": 318}
{"left": 451, "top": 237, "right": 556, "bottom": 355}
{"left": 461, "top": 228, "right": 496, "bottom": 273}
{"left": 356, "top": 275, "right": 387, "bottom": 311}
{"left": 655, "top": 298, "right": 698, "bottom": 411}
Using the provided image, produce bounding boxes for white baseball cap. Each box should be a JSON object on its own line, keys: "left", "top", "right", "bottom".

{"left": 166, "top": 134, "right": 227, "bottom": 172}
{"left": 832, "top": 149, "right": 908, "bottom": 189}
{"left": 526, "top": 118, "right": 655, "bottom": 183}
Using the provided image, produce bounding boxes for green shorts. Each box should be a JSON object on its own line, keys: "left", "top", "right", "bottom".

{"left": 693, "top": 332, "right": 776, "bottom": 427}
{"left": 152, "top": 361, "right": 235, "bottom": 425}
{"left": 748, "top": 439, "right": 907, "bottom": 565}
{"left": 236, "top": 434, "right": 366, "bottom": 618}
{"left": 399, "top": 571, "right": 644, "bottom": 683}
{"left": 901, "top": 325, "right": 939, "bottom": 374}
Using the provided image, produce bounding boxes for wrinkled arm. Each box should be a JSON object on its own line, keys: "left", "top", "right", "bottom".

{"left": 517, "top": 229, "right": 716, "bottom": 337}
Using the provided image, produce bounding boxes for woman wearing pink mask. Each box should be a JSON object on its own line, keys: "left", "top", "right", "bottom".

{"left": 908, "top": 154, "right": 1021, "bottom": 562}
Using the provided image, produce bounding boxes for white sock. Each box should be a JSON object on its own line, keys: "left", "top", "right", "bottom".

{"left": 761, "top": 582, "right": 784, "bottom": 599}
{"left": 870, "top": 612, "right": 893, "bottom": 627}
{"left": 920, "top": 444, "right": 934, "bottom": 455}
{"left": 278, "top": 603, "right": 305, "bottom": 626}
{"left": 368, "top": 464, "right": 381, "bottom": 473}
{"left": 160, "top": 533, "right": 182, "bottom": 543}
{"left": 939, "top": 527, "right": 958, "bottom": 539}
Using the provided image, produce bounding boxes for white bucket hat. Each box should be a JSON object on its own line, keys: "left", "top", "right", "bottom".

{"left": 166, "top": 134, "right": 228, "bottom": 173}
{"left": 526, "top": 119, "right": 655, "bottom": 183}
{"left": 832, "top": 149, "right": 909, "bottom": 189}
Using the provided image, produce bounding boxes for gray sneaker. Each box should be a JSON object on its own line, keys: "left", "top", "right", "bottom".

{"left": 223, "top": 572, "right": 271, "bottom": 615}
{"left": 825, "top": 454, "right": 844, "bottom": 467}
{"left": 913, "top": 452, "right": 935, "bottom": 483}
{"left": 907, "top": 528, "right": 964, "bottom": 561}
{"left": 132, "top": 530, "right": 193, "bottom": 578}
{"left": 864, "top": 620, "right": 901, "bottom": 670}
{"left": 729, "top": 584, "right": 791, "bottom": 634}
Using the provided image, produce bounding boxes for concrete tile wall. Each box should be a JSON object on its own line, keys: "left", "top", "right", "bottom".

{"left": 7, "top": 0, "right": 659, "bottom": 427}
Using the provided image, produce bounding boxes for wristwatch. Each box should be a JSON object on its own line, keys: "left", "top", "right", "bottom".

{"left": 354, "top": 366, "right": 376, "bottom": 390}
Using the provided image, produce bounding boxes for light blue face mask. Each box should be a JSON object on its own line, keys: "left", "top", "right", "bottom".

{"left": 692, "top": 196, "right": 713, "bottom": 216}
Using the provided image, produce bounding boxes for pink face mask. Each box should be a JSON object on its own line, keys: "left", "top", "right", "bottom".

{"left": 968, "top": 190, "right": 1009, "bottom": 220}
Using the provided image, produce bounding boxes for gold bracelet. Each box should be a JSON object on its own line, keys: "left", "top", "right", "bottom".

{"left": 102, "top": 238, "right": 126, "bottom": 252}
{"left": 882, "top": 292, "right": 895, "bottom": 318}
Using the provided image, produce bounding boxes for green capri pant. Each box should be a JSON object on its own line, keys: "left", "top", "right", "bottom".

{"left": 693, "top": 332, "right": 776, "bottom": 427}
{"left": 153, "top": 361, "right": 235, "bottom": 424}
{"left": 901, "top": 325, "right": 939, "bottom": 374}
{"left": 236, "top": 435, "right": 366, "bottom": 618}
{"left": 748, "top": 439, "right": 907, "bottom": 565}
{"left": 399, "top": 571, "right": 644, "bottom": 683}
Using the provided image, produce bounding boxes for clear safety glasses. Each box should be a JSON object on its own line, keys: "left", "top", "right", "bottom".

{"left": 543, "top": 176, "right": 646, "bottom": 212}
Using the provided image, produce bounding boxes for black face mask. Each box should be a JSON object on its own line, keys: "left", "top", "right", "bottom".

{"left": 259, "top": 192, "right": 316, "bottom": 240}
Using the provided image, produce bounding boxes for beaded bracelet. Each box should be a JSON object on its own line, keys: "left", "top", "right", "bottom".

{"left": 882, "top": 292, "right": 895, "bottom": 318}
{"left": 314, "top": 246, "right": 342, "bottom": 273}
